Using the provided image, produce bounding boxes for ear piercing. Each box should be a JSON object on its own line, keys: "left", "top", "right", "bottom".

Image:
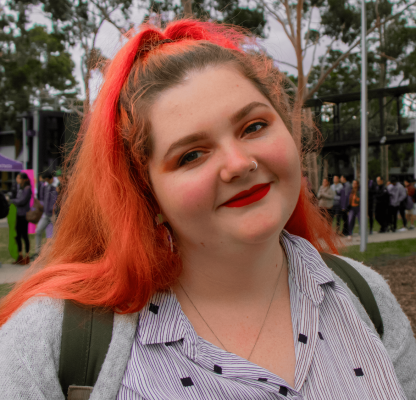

{"left": 250, "top": 161, "right": 258, "bottom": 172}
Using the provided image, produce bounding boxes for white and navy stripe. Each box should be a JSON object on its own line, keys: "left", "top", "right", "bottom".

{"left": 117, "top": 231, "right": 406, "bottom": 399}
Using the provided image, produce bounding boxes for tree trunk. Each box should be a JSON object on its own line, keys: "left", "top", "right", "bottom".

{"left": 381, "top": 145, "right": 389, "bottom": 181}
{"left": 305, "top": 152, "right": 319, "bottom": 194}
{"left": 181, "top": 0, "right": 193, "bottom": 17}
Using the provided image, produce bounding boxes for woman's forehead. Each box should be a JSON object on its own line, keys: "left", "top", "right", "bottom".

{"left": 148, "top": 66, "right": 273, "bottom": 154}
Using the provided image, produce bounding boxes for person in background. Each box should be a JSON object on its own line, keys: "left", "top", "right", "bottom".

{"left": 404, "top": 179, "right": 415, "bottom": 230}
{"left": 387, "top": 177, "right": 407, "bottom": 232}
{"left": 317, "top": 177, "right": 335, "bottom": 222}
{"left": 368, "top": 178, "right": 377, "bottom": 234}
{"left": 36, "top": 174, "right": 46, "bottom": 205}
{"left": 330, "top": 175, "right": 343, "bottom": 233}
{"left": 337, "top": 176, "right": 352, "bottom": 236}
{"left": 374, "top": 176, "right": 390, "bottom": 233}
{"left": 34, "top": 171, "right": 57, "bottom": 256}
{"left": 10, "top": 172, "right": 32, "bottom": 265}
{"left": 347, "top": 180, "right": 360, "bottom": 240}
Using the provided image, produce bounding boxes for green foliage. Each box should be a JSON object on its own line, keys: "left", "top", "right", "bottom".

{"left": 0, "top": 2, "right": 77, "bottom": 139}
{"left": 320, "top": 0, "right": 361, "bottom": 45}
{"left": 145, "top": 0, "right": 267, "bottom": 37}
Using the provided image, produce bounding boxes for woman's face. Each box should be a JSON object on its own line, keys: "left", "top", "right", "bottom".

{"left": 323, "top": 178, "right": 329, "bottom": 187}
{"left": 352, "top": 180, "right": 358, "bottom": 189}
{"left": 148, "top": 66, "right": 301, "bottom": 250}
{"left": 16, "top": 174, "right": 21, "bottom": 185}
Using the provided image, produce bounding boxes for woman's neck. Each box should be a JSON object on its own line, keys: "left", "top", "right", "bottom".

{"left": 175, "top": 232, "right": 285, "bottom": 304}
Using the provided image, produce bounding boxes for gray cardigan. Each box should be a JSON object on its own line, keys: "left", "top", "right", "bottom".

{"left": 0, "top": 256, "right": 415, "bottom": 400}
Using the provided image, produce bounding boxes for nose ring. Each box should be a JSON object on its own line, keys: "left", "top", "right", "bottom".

{"left": 250, "top": 161, "right": 258, "bottom": 172}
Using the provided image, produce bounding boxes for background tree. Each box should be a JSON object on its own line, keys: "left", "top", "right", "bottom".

{"left": 308, "top": 0, "right": 416, "bottom": 181}
{"left": 144, "top": 0, "right": 267, "bottom": 37}
{"left": 0, "top": 2, "right": 77, "bottom": 155}
{"left": 20, "top": 0, "right": 136, "bottom": 109}
{"left": 257, "top": 0, "right": 415, "bottom": 190}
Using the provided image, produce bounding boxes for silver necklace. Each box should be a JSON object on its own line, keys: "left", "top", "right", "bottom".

{"left": 179, "top": 252, "right": 286, "bottom": 361}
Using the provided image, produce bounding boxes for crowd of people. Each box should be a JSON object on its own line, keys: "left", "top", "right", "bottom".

{"left": 317, "top": 175, "right": 416, "bottom": 239}
{"left": 5, "top": 170, "right": 62, "bottom": 265}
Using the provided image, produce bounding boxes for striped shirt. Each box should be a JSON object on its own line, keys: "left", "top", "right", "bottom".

{"left": 117, "top": 231, "right": 406, "bottom": 399}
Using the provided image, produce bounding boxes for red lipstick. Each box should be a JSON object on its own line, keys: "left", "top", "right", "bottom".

{"left": 222, "top": 183, "right": 271, "bottom": 208}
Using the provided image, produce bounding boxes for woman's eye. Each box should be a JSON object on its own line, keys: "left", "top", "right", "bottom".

{"left": 179, "top": 150, "right": 203, "bottom": 166}
{"left": 244, "top": 122, "right": 267, "bottom": 135}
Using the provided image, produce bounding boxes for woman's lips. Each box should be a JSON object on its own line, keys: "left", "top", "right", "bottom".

{"left": 222, "top": 183, "right": 271, "bottom": 208}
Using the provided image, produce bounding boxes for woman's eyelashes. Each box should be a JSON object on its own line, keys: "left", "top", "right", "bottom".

{"left": 243, "top": 121, "right": 268, "bottom": 136}
{"left": 178, "top": 121, "right": 268, "bottom": 167}
{"left": 179, "top": 150, "right": 205, "bottom": 166}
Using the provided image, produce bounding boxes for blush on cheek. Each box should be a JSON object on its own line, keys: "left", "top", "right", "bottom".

{"left": 176, "top": 179, "right": 213, "bottom": 214}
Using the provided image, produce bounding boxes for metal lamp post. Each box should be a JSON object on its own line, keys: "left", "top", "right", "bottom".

{"left": 360, "top": 0, "right": 368, "bottom": 252}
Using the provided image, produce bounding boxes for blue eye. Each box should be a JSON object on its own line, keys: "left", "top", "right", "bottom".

{"left": 180, "top": 150, "right": 203, "bottom": 166}
{"left": 244, "top": 122, "right": 267, "bottom": 135}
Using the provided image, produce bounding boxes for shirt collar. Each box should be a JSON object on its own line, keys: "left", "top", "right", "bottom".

{"left": 137, "top": 231, "right": 335, "bottom": 346}
{"left": 281, "top": 230, "right": 335, "bottom": 305}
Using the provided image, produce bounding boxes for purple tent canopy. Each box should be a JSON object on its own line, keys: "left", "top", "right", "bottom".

{"left": 0, "top": 153, "right": 23, "bottom": 171}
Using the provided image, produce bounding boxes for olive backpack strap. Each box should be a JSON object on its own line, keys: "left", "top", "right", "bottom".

{"left": 59, "top": 300, "right": 114, "bottom": 400}
{"left": 320, "top": 252, "right": 384, "bottom": 338}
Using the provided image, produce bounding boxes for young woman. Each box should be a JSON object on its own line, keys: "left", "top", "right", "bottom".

{"left": 10, "top": 172, "right": 32, "bottom": 265}
{"left": 0, "top": 20, "right": 415, "bottom": 399}
{"left": 347, "top": 180, "right": 360, "bottom": 239}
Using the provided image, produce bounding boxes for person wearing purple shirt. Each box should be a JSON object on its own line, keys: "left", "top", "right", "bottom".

{"left": 34, "top": 171, "right": 57, "bottom": 256}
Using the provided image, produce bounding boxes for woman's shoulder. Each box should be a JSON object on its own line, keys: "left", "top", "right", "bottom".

{"left": 0, "top": 296, "right": 64, "bottom": 348}
{"left": 333, "top": 256, "right": 416, "bottom": 358}
{"left": 0, "top": 297, "right": 65, "bottom": 398}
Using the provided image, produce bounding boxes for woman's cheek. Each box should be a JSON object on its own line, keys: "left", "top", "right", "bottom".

{"left": 264, "top": 136, "right": 300, "bottom": 178}
{"left": 174, "top": 175, "right": 214, "bottom": 216}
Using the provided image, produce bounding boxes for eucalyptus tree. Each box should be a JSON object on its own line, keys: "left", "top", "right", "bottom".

{"left": 0, "top": 2, "right": 77, "bottom": 149}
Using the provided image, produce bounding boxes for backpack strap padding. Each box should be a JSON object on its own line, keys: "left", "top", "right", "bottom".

{"left": 59, "top": 300, "right": 114, "bottom": 398}
{"left": 320, "top": 252, "right": 384, "bottom": 338}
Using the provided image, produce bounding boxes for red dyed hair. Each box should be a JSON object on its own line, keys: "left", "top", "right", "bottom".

{"left": 0, "top": 19, "right": 341, "bottom": 326}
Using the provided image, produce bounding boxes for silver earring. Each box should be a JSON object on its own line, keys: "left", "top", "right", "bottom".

{"left": 250, "top": 161, "right": 258, "bottom": 172}
{"left": 155, "top": 213, "right": 173, "bottom": 252}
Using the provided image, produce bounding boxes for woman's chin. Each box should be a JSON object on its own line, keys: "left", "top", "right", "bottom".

{"left": 229, "top": 215, "right": 284, "bottom": 245}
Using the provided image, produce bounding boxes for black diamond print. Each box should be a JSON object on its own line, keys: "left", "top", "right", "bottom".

{"left": 298, "top": 333, "right": 308, "bottom": 344}
{"left": 149, "top": 303, "right": 159, "bottom": 314}
{"left": 181, "top": 377, "right": 194, "bottom": 387}
{"left": 354, "top": 368, "right": 364, "bottom": 377}
{"left": 318, "top": 332, "right": 324, "bottom": 340}
{"left": 213, "top": 365, "right": 222, "bottom": 374}
{"left": 279, "top": 386, "right": 288, "bottom": 396}
{"left": 258, "top": 378, "right": 267, "bottom": 382}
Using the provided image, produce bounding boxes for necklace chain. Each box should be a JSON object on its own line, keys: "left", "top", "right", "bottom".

{"left": 179, "top": 252, "right": 286, "bottom": 361}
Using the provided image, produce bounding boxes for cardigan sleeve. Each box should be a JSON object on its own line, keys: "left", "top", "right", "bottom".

{"left": 0, "top": 297, "right": 65, "bottom": 400}
{"left": 336, "top": 256, "right": 416, "bottom": 400}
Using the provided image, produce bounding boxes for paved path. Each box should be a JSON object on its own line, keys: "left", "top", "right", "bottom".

{"left": 343, "top": 227, "right": 416, "bottom": 246}
{"left": 0, "top": 263, "right": 31, "bottom": 284}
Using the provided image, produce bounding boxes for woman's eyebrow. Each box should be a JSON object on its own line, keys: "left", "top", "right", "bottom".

{"left": 230, "top": 101, "right": 270, "bottom": 125}
{"left": 163, "top": 132, "right": 208, "bottom": 161}
{"left": 163, "top": 102, "right": 270, "bottom": 161}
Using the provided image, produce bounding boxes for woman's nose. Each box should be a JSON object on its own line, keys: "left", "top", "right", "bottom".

{"left": 219, "top": 145, "right": 254, "bottom": 183}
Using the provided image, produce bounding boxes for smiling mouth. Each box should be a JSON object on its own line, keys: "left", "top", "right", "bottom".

{"left": 221, "top": 183, "right": 271, "bottom": 208}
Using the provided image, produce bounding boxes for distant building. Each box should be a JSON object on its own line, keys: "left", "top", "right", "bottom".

{"left": 0, "top": 110, "right": 80, "bottom": 192}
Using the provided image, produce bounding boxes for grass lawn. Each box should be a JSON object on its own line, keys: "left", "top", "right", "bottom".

{"left": 0, "top": 283, "right": 13, "bottom": 298}
{"left": 0, "top": 226, "right": 45, "bottom": 264}
{"left": 340, "top": 238, "right": 416, "bottom": 264}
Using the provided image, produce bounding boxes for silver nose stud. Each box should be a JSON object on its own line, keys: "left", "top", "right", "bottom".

{"left": 250, "top": 161, "right": 258, "bottom": 172}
